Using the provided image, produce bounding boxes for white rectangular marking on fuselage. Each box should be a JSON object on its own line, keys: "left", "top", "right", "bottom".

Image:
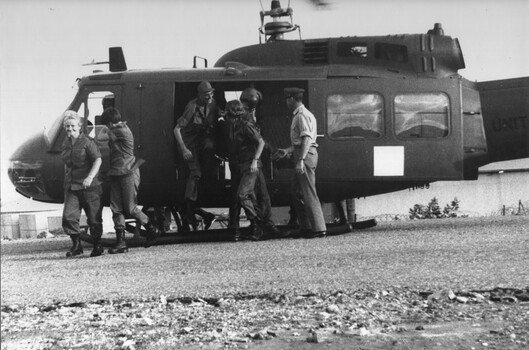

{"left": 374, "top": 146, "right": 404, "bottom": 176}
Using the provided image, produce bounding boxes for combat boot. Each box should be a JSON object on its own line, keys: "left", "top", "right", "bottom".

{"left": 144, "top": 221, "right": 160, "bottom": 248}
{"left": 90, "top": 234, "right": 104, "bottom": 257}
{"left": 228, "top": 225, "right": 241, "bottom": 242}
{"left": 108, "top": 228, "right": 128, "bottom": 254}
{"left": 266, "top": 224, "right": 290, "bottom": 238}
{"left": 184, "top": 200, "right": 199, "bottom": 226}
{"left": 248, "top": 219, "right": 263, "bottom": 241}
{"left": 66, "top": 234, "right": 83, "bottom": 257}
{"left": 196, "top": 208, "right": 216, "bottom": 230}
{"left": 233, "top": 228, "right": 241, "bottom": 242}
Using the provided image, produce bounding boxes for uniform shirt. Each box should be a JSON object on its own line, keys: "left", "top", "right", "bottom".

{"left": 62, "top": 133, "right": 101, "bottom": 190}
{"left": 107, "top": 122, "right": 136, "bottom": 176}
{"left": 290, "top": 104, "right": 318, "bottom": 147}
{"left": 176, "top": 98, "right": 218, "bottom": 147}
{"left": 226, "top": 117, "right": 263, "bottom": 164}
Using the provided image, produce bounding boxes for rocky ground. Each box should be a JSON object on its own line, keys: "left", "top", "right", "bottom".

{"left": 1, "top": 216, "right": 528, "bottom": 349}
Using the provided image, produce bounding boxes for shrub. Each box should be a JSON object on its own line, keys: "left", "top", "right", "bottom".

{"left": 409, "top": 197, "right": 460, "bottom": 219}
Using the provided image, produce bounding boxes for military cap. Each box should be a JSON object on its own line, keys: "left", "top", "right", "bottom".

{"left": 284, "top": 87, "right": 305, "bottom": 98}
{"left": 197, "top": 81, "right": 215, "bottom": 95}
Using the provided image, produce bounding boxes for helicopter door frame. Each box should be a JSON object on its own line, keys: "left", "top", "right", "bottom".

{"left": 49, "top": 85, "right": 122, "bottom": 152}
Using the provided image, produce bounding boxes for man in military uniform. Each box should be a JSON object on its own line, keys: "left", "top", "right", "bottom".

{"left": 273, "top": 87, "right": 326, "bottom": 238}
{"left": 223, "top": 100, "right": 280, "bottom": 241}
{"left": 173, "top": 81, "right": 218, "bottom": 226}
{"left": 239, "top": 88, "right": 282, "bottom": 239}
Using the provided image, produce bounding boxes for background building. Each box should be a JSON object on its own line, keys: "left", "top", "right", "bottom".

{"left": 355, "top": 158, "right": 529, "bottom": 219}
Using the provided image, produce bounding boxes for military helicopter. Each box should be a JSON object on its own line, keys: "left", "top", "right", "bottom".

{"left": 7, "top": 1, "right": 529, "bottom": 244}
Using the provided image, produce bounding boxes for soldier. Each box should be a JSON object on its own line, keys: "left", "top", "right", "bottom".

{"left": 61, "top": 111, "right": 104, "bottom": 257}
{"left": 240, "top": 87, "right": 262, "bottom": 124}
{"left": 273, "top": 88, "right": 326, "bottom": 238}
{"left": 100, "top": 107, "right": 160, "bottom": 253}
{"left": 223, "top": 100, "right": 280, "bottom": 241}
{"left": 173, "top": 81, "right": 218, "bottom": 227}
{"left": 239, "top": 88, "right": 282, "bottom": 238}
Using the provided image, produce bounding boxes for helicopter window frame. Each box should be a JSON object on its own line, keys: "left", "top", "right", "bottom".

{"left": 326, "top": 92, "right": 384, "bottom": 140}
{"left": 48, "top": 87, "right": 120, "bottom": 151}
{"left": 393, "top": 92, "right": 450, "bottom": 139}
{"left": 85, "top": 90, "right": 116, "bottom": 138}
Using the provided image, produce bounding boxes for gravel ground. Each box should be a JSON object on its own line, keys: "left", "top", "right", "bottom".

{"left": 1, "top": 215, "right": 528, "bottom": 349}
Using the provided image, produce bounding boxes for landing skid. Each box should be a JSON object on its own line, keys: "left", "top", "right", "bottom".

{"left": 79, "top": 219, "right": 376, "bottom": 247}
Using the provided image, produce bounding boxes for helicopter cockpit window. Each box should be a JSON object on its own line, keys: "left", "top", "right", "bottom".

{"left": 337, "top": 42, "right": 367, "bottom": 58}
{"left": 394, "top": 93, "right": 449, "bottom": 138}
{"left": 85, "top": 91, "right": 115, "bottom": 138}
{"left": 327, "top": 93, "right": 383, "bottom": 139}
{"left": 374, "top": 43, "right": 408, "bottom": 63}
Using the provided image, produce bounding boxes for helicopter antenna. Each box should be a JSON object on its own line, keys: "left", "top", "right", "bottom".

{"left": 81, "top": 47, "right": 127, "bottom": 72}
{"left": 259, "top": 1, "right": 300, "bottom": 43}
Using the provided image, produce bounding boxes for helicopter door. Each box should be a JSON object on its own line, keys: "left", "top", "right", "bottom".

{"left": 131, "top": 82, "right": 176, "bottom": 205}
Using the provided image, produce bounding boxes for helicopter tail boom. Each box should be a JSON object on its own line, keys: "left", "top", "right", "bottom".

{"left": 478, "top": 77, "right": 529, "bottom": 163}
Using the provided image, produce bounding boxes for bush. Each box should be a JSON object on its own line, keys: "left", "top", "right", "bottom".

{"left": 409, "top": 197, "right": 460, "bottom": 220}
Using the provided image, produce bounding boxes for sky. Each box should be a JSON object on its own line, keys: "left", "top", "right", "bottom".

{"left": 1, "top": 0, "right": 528, "bottom": 211}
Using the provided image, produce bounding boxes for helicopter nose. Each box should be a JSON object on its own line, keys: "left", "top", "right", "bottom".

{"left": 8, "top": 132, "right": 62, "bottom": 203}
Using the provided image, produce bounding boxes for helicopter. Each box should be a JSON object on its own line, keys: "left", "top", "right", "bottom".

{"left": 7, "top": 0, "right": 529, "bottom": 244}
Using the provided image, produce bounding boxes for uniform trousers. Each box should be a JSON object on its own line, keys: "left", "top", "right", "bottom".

{"left": 184, "top": 138, "right": 215, "bottom": 201}
{"left": 291, "top": 148, "right": 326, "bottom": 233}
{"left": 228, "top": 162, "right": 247, "bottom": 229}
{"left": 237, "top": 160, "right": 273, "bottom": 225}
{"left": 109, "top": 169, "right": 149, "bottom": 230}
{"left": 62, "top": 185, "right": 103, "bottom": 237}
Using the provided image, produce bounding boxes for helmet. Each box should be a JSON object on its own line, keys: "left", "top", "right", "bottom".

{"left": 240, "top": 88, "right": 262, "bottom": 109}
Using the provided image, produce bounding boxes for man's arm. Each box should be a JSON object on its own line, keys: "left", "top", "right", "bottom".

{"left": 296, "top": 136, "right": 311, "bottom": 174}
{"left": 173, "top": 126, "right": 192, "bottom": 160}
{"left": 272, "top": 146, "right": 294, "bottom": 161}
{"left": 83, "top": 157, "right": 102, "bottom": 188}
{"left": 251, "top": 136, "right": 265, "bottom": 173}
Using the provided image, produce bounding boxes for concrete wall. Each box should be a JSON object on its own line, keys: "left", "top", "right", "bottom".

{"left": 0, "top": 210, "right": 91, "bottom": 240}
{"left": 1, "top": 214, "right": 20, "bottom": 240}
{"left": 355, "top": 171, "right": 529, "bottom": 219}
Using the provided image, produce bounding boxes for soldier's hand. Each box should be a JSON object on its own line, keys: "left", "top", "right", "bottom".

{"left": 182, "top": 148, "right": 193, "bottom": 160}
{"left": 251, "top": 159, "right": 258, "bottom": 173}
{"left": 82, "top": 176, "right": 94, "bottom": 188}
{"left": 296, "top": 159, "right": 305, "bottom": 174}
{"left": 272, "top": 149, "right": 287, "bottom": 161}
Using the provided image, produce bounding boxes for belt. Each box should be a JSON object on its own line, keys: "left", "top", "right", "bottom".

{"left": 293, "top": 144, "right": 318, "bottom": 149}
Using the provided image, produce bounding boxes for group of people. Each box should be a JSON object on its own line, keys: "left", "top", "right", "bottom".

{"left": 60, "top": 80, "right": 327, "bottom": 258}
{"left": 173, "top": 81, "right": 327, "bottom": 241}
{"left": 61, "top": 107, "right": 159, "bottom": 258}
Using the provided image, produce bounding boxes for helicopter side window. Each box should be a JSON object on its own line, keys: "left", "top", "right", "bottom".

{"left": 85, "top": 91, "right": 115, "bottom": 138}
{"left": 375, "top": 43, "right": 408, "bottom": 63}
{"left": 337, "top": 42, "right": 367, "bottom": 59}
{"left": 327, "top": 93, "right": 383, "bottom": 139}
{"left": 394, "top": 93, "right": 449, "bottom": 138}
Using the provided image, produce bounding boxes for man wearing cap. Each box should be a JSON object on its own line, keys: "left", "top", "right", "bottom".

{"left": 273, "top": 87, "right": 326, "bottom": 238}
{"left": 174, "top": 81, "right": 219, "bottom": 225}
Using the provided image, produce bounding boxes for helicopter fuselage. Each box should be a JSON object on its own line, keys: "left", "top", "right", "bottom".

{"left": 8, "top": 30, "right": 529, "bottom": 209}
